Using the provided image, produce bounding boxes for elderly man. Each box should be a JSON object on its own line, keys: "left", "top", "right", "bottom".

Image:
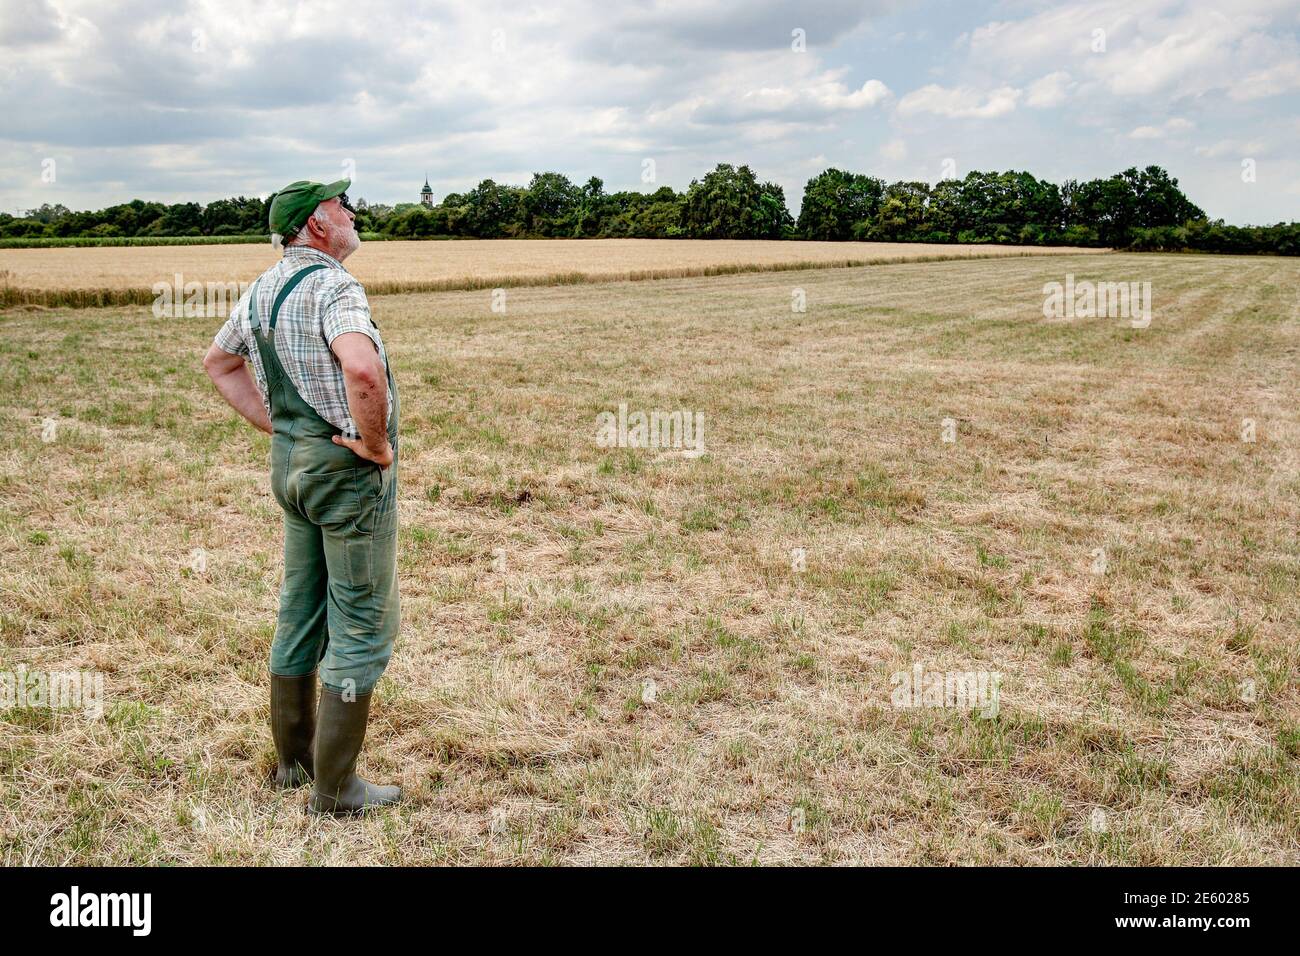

{"left": 202, "top": 179, "right": 401, "bottom": 815}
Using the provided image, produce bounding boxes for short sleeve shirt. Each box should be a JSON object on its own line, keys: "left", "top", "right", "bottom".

{"left": 213, "top": 246, "right": 391, "bottom": 438}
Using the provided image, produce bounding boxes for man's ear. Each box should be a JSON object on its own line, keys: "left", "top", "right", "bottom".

{"left": 303, "top": 207, "right": 328, "bottom": 241}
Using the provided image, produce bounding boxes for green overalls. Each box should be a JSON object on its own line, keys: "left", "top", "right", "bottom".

{"left": 251, "top": 265, "right": 401, "bottom": 696}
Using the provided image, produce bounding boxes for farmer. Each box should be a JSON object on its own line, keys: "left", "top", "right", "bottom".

{"left": 202, "top": 179, "right": 401, "bottom": 815}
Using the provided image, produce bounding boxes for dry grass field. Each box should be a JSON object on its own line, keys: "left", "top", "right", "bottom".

{"left": 0, "top": 250, "right": 1296, "bottom": 865}
{"left": 0, "top": 237, "right": 1104, "bottom": 301}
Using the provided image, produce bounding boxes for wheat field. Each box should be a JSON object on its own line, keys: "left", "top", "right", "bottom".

{"left": 0, "top": 250, "right": 1296, "bottom": 865}
{"left": 0, "top": 237, "right": 1104, "bottom": 292}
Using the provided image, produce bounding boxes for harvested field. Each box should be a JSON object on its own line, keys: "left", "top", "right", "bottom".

{"left": 0, "top": 252, "right": 1296, "bottom": 865}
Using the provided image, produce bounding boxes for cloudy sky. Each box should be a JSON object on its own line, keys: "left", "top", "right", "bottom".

{"left": 2, "top": 0, "right": 1298, "bottom": 224}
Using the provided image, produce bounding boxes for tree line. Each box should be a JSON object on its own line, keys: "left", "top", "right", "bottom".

{"left": 4, "top": 164, "right": 1295, "bottom": 255}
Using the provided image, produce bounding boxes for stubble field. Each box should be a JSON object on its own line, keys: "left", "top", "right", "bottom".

{"left": 0, "top": 249, "right": 1296, "bottom": 865}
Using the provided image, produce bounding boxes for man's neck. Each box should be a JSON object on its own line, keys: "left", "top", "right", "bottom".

{"left": 286, "top": 242, "right": 343, "bottom": 266}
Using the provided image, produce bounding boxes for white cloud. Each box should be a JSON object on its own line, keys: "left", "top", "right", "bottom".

{"left": 892, "top": 0, "right": 1300, "bottom": 225}
{"left": 815, "top": 78, "right": 892, "bottom": 109}
{"left": 1128, "top": 117, "right": 1194, "bottom": 139}
{"left": 896, "top": 83, "right": 1021, "bottom": 118}
{"left": 1026, "top": 71, "right": 1072, "bottom": 108}
{"left": 1, "top": 0, "right": 1297, "bottom": 226}
{"left": 730, "top": 76, "right": 891, "bottom": 117}
{"left": 1194, "top": 139, "right": 1266, "bottom": 158}
{"left": 964, "top": 0, "right": 1300, "bottom": 103}
{"left": 1230, "top": 58, "right": 1300, "bottom": 100}
{"left": 0, "top": 0, "right": 899, "bottom": 211}
{"left": 1105, "top": 18, "right": 1236, "bottom": 97}
{"left": 879, "top": 138, "right": 908, "bottom": 161}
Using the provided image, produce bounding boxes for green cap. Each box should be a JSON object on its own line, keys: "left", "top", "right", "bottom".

{"left": 268, "top": 179, "right": 350, "bottom": 236}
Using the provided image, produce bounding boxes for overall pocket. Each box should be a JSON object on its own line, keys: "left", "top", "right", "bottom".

{"left": 296, "top": 467, "right": 365, "bottom": 526}
{"left": 341, "top": 507, "right": 398, "bottom": 589}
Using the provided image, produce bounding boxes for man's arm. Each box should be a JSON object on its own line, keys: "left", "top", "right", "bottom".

{"left": 329, "top": 331, "right": 393, "bottom": 468}
{"left": 203, "top": 343, "right": 272, "bottom": 434}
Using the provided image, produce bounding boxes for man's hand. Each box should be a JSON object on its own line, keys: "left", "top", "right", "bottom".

{"left": 332, "top": 432, "right": 393, "bottom": 468}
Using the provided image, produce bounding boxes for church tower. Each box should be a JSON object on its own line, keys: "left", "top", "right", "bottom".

{"left": 420, "top": 176, "right": 433, "bottom": 207}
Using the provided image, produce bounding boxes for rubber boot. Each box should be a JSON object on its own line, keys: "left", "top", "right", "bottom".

{"left": 307, "top": 687, "right": 401, "bottom": 816}
{"left": 270, "top": 671, "right": 317, "bottom": 789}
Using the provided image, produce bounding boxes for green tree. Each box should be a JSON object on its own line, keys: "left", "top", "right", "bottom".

{"left": 926, "top": 178, "right": 966, "bottom": 241}
{"left": 24, "top": 203, "right": 71, "bottom": 224}
{"left": 202, "top": 198, "right": 244, "bottom": 235}
{"left": 681, "top": 164, "right": 792, "bottom": 239}
{"left": 797, "top": 168, "right": 885, "bottom": 240}
{"left": 158, "top": 202, "right": 203, "bottom": 236}
{"left": 631, "top": 186, "right": 686, "bottom": 238}
{"left": 458, "top": 179, "right": 525, "bottom": 238}
{"left": 1065, "top": 166, "right": 1201, "bottom": 246}
{"left": 574, "top": 177, "right": 615, "bottom": 237}
{"left": 522, "top": 172, "right": 581, "bottom": 237}
{"left": 867, "top": 181, "right": 930, "bottom": 241}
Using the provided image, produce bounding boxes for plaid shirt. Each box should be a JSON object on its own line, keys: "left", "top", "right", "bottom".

{"left": 213, "top": 246, "right": 392, "bottom": 438}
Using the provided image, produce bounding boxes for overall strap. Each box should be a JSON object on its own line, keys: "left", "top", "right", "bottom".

{"left": 248, "top": 277, "right": 287, "bottom": 399}
{"left": 264, "top": 263, "right": 329, "bottom": 338}
{"left": 248, "top": 264, "right": 344, "bottom": 436}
